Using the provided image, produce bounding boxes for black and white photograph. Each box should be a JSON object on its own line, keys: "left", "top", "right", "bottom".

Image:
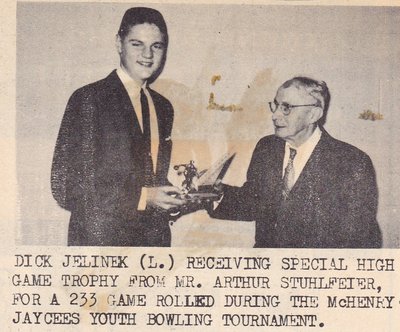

{"left": 15, "top": 2, "right": 400, "bottom": 248}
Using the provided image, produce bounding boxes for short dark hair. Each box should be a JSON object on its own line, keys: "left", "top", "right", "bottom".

{"left": 281, "top": 76, "right": 331, "bottom": 126}
{"left": 118, "top": 7, "right": 169, "bottom": 83}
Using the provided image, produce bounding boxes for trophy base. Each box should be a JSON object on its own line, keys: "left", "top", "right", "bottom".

{"left": 169, "top": 191, "right": 220, "bottom": 222}
{"left": 185, "top": 192, "right": 220, "bottom": 202}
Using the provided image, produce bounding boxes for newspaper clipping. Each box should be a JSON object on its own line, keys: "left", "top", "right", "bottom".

{"left": 1, "top": 0, "right": 399, "bottom": 331}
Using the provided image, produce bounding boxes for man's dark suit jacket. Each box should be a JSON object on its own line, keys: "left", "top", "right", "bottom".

{"left": 51, "top": 70, "right": 174, "bottom": 247}
{"left": 212, "top": 129, "right": 382, "bottom": 248}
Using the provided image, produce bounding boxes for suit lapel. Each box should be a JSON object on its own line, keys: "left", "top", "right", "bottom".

{"left": 273, "top": 138, "right": 285, "bottom": 185}
{"left": 102, "top": 72, "right": 172, "bottom": 182}
{"left": 148, "top": 87, "right": 169, "bottom": 140}
{"left": 147, "top": 87, "right": 173, "bottom": 182}
{"left": 266, "top": 138, "right": 286, "bottom": 204}
{"left": 105, "top": 70, "right": 145, "bottom": 139}
{"left": 288, "top": 131, "right": 329, "bottom": 197}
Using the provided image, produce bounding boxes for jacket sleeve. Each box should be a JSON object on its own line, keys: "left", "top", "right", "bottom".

{"left": 51, "top": 90, "right": 82, "bottom": 211}
{"left": 341, "top": 154, "right": 382, "bottom": 248}
{"left": 51, "top": 89, "right": 144, "bottom": 246}
{"left": 210, "top": 139, "right": 266, "bottom": 222}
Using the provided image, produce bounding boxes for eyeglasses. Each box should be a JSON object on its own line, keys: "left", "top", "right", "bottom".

{"left": 268, "top": 101, "right": 321, "bottom": 116}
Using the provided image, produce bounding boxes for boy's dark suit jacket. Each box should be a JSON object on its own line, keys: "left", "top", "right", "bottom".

{"left": 212, "top": 130, "right": 382, "bottom": 248}
{"left": 51, "top": 70, "right": 174, "bottom": 247}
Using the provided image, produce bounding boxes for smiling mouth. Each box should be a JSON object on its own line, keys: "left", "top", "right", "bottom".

{"left": 137, "top": 61, "right": 153, "bottom": 68}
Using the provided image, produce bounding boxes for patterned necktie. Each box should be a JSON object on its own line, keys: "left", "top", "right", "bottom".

{"left": 282, "top": 147, "right": 297, "bottom": 200}
{"left": 140, "top": 88, "right": 154, "bottom": 185}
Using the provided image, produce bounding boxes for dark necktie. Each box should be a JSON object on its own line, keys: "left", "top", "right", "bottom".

{"left": 140, "top": 88, "right": 154, "bottom": 185}
{"left": 282, "top": 147, "right": 297, "bottom": 200}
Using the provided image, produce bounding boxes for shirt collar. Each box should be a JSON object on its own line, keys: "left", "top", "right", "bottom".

{"left": 116, "top": 67, "right": 147, "bottom": 97}
{"left": 286, "top": 126, "right": 322, "bottom": 154}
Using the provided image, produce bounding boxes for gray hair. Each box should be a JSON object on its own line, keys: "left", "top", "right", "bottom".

{"left": 281, "top": 76, "right": 330, "bottom": 126}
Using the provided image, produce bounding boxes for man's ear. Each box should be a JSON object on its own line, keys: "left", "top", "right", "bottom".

{"left": 115, "top": 34, "right": 122, "bottom": 54}
{"left": 310, "top": 106, "right": 323, "bottom": 124}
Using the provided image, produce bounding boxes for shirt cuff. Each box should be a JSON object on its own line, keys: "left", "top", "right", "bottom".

{"left": 212, "top": 194, "right": 224, "bottom": 210}
{"left": 137, "top": 187, "right": 148, "bottom": 211}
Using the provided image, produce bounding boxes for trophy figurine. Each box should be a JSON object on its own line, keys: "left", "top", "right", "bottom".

{"left": 173, "top": 160, "right": 203, "bottom": 196}
{"left": 173, "top": 153, "right": 236, "bottom": 202}
{"left": 169, "top": 153, "right": 235, "bottom": 221}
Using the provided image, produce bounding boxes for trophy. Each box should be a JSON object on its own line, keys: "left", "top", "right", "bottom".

{"left": 168, "top": 153, "right": 235, "bottom": 221}
{"left": 173, "top": 152, "right": 236, "bottom": 202}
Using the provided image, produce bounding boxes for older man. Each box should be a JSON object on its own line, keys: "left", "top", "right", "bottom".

{"left": 211, "top": 77, "right": 382, "bottom": 248}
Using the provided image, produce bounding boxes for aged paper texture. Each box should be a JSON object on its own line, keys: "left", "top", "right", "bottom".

{"left": 1, "top": 0, "right": 400, "bottom": 331}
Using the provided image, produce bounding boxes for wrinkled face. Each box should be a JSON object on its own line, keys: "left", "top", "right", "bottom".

{"left": 272, "top": 85, "right": 322, "bottom": 146}
{"left": 116, "top": 23, "right": 166, "bottom": 85}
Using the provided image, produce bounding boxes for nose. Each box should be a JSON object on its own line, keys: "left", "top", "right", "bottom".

{"left": 272, "top": 108, "right": 284, "bottom": 122}
{"left": 142, "top": 45, "right": 153, "bottom": 59}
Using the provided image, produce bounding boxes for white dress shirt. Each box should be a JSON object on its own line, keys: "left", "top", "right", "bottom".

{"left": 282, "top": 126, "right": 322, "bottom": 184}
{"left": 116, "top": 68, "right": 159, "bottom": 173}
{"left": 117, "top": 67, "right": 161, "bottom": 210}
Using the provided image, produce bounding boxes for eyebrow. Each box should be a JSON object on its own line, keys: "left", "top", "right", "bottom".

{"left": 127, "top": 39, "right": 165, "bottom": 45}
